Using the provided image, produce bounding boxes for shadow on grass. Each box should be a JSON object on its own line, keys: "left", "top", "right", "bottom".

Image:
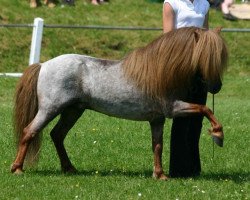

{"left": 30, "top": 168, "right": 250, "bottom": 183}
{"left": 195, "top": 172, "right": 250, "bottom": 184}
{"left": 30, "top": 168, "right": 153, "bottom": 179}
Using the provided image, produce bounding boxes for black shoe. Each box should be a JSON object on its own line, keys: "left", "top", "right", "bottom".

{"left": 223, "top": 13, "right": 238, "bottom": 21}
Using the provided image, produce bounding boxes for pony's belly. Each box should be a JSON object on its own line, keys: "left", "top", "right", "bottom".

{"left": 89, "top": 99, "right": 163, "bottom": 121}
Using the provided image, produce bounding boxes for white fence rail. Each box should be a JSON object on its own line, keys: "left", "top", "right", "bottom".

{"left": 1, "top": 18, "right": 44, "bottom": 77}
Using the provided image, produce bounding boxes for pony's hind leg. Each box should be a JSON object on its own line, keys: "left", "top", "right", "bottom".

{"left": 11, "top": 110, "right": 54, "bottom": 174}
{"left": 50, "top": 106, "right": 84, "bottom": 173}
{"left": 149, "top": 117, "right": 168, "bottom": 180}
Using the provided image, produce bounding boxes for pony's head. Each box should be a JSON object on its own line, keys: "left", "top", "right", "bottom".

{"left": 122, "top": 27, "right": 228, "bottom": 100}
{"left": 191, "top": 27, "right": 228, "bottom": 94}
{"left": 195, "top": 72, "right": 222, "bottom": 95}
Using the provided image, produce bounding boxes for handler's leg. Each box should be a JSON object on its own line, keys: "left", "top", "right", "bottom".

{"left": 185, "top": 84, "right": 207, "bottom": 176}
{"left": 169, "top": 117, "right": 199, "bottom": 177}
{"left": 169, "top": 81, "right": 207, "bottom": 178}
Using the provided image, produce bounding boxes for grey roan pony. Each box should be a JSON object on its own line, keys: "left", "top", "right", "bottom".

{"left": 11, "top": 27, "right": 228, "bottom": 180}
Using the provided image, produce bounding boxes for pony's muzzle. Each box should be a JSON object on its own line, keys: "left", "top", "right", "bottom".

{"left": 208, "top": 81, "right": 222, "bottom": 94}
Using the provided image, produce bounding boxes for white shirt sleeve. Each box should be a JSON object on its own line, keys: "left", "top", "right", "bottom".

{"left": 164, "top": 0, "right": 178, "bottom": 13}
{"left": 203, "top": 0, "right": 210, "bottom": 14}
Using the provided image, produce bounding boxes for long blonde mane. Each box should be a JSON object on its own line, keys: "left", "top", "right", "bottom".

{"left": 122, "top": 27, "right": 228, "bottom": 100}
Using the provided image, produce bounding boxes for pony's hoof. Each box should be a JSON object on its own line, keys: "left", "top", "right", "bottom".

{"left": 158, "top": 174, "right": 169, "bottom": 180}
{"left": 11, "top": 167, "right": 24, "bottom": 175}
{"left": 208, "top": 129, "right": 224, "bottom": 147}
{"left": 153, "top": 172, "right": 169, "bottom": 180}
{"left": 212, "top": 135, "right": 223, "bottom": 147}
{"left": 13, "top": 169, "right": 24, "bottom": 175}
{"left": 11, "top": 163, "right": 24, "bottom": 174}
{"left": 62, "top": 165, "right": 78, "bottom": 174}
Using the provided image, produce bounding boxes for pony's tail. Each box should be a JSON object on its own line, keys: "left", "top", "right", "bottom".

{"left": 14, "top": 63, "right": 42, "bottom": 166}
{"left": 191, "top": 29, "right": 228, "bottom": 82}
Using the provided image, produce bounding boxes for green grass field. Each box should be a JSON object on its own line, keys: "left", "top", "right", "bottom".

{"left": 0, "top": 0, "right": 249, "bottom": 199}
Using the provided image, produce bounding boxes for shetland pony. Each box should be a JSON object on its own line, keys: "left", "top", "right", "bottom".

{"left": 11, "top": 27, "right": 228, "bottom": 180}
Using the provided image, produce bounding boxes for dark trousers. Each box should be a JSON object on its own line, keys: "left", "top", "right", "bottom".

{"left": 169, "top": 81, "right": 207, "bottom": 178}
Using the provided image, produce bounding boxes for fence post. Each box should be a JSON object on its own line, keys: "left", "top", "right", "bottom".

{"left": 29, "top": 18, "right": 44, "bottom": 65}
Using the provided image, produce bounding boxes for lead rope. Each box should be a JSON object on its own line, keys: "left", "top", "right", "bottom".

{"left": 212, "top": 94, "right": 215, "bottom": 159}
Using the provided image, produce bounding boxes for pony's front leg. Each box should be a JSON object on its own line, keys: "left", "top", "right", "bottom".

{"left": 149, "top": 118, "right": 168, "bottom": 180}
{"left": 172, "top": 101, "right": 224, "bottom": 147}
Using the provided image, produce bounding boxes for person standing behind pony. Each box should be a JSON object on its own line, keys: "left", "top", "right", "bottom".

{"left": 30, "top": 0, "right": 56, "bottom": 8}
{"left": 221, "top": 0, "right": 238, "bottom": 21}
{"left": 91, "top": 0, "right": 109, "bottom": 5}
{"left": 163, "top": 0, "right": 210, "bottom": 178}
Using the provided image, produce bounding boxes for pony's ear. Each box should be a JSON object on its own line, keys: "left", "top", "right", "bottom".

{"left": 194, "top": 29, "right": 201, "bottom": 42}
{"left": 214, "top": 27, "right": 223, "bottom": 34}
